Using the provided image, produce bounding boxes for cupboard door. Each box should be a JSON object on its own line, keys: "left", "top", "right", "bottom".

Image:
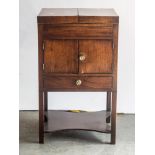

{"left": 44, "top": 40, "right": 78, "bottom": 73}
{"left": 79, "top": 40, "right": 113, "bottom": 73}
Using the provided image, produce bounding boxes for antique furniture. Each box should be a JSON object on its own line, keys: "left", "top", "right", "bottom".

{"left": 37, "top": 8, "right": 119, "bottom": 144}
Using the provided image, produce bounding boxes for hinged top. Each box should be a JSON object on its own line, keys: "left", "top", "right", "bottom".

{"left": 37, "top": 8, "right": 119, "bottom": 24}
{"left": 38, "top": 8, "right": 78, "bottom": 16}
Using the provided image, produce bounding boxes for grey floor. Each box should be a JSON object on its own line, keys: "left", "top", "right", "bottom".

{"left": 19, "top": 111, "right": 135, "bottom": 155}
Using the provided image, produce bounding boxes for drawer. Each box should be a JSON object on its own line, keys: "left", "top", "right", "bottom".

{"left": 43, "top": 25, "right": 113, "bottom": 38}
{"left": 44, "top": 76, "right": 113, "bottom": 90}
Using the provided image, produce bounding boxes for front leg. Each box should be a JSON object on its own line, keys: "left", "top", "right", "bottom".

{"left": 106, "top": 91, "right": 111, "bottom": 123}
{"left": 39, "top": 91, "right": 44, "bottom": 144}
{"left": 111, "top": 91, "right": 117, "bottom": 144}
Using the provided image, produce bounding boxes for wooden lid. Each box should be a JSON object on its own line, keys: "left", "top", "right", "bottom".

{"left": 37, "top": 8, "right": 119, "bottom": 24}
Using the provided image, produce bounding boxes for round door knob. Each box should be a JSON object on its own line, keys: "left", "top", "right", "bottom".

{"left": 79, "top": 55, "right": 86, "bottom": 61}
{"left": 76, "top": 80, "right": 82, "bottom": 86}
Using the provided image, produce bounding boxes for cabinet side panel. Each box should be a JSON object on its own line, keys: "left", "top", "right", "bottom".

{"left": 112, "top": 24, "right": 119, "bottom": 90}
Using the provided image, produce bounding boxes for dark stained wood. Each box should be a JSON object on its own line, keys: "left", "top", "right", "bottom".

{"left": 44, "top": 76, "right": 113, "bottom": 89}
{"left": 44, "top": 91, "right": 48, "bottom": 111}
{"left": 43, "top": 73, "right": 113, "bottom": 77}
{"left": 37, "top": 8, "right": 118, "bottom": 24}
{"left": 111, "top": 92, "right": 117, "bottom": 144}
{"left": 37, "top": 8, "right": 119, "bottom": 144}
{"left": 43, "top": 35, "right": 113, "bottom": 40}
{"left": 44, "top": 88, "right": 113, "bottom": 92}
{"left": 106, "top": 92, "right": 111, "bottom": 123}
{"left": 43, "top": 23, "right": 114, "bottom": 27}
{"left": 38, "top": 24, "right": 44, "bottom": 144}
{"left": 44, "top": 40, "right": 78, "bottom": 73}
{"left": 79, "top": 16, "right": 118, "bottom": 24}
{"left": 110, "top": 24, "right": 119, "bottom": 144}
{"left": 38, "top": 16, "right": 78, "bottom": 24}
{"left": 44, "top": 110, "right": 111, "bottom": 133}
{"left": 39, "top": 91, "right": 44, "bottom": 143}
{"left": 112, "top": 24, "right": 119, "bottom": 91}
{"left": 43, "top": 25, "right": 113, "bottom": 37}
{"left": 79, "top": 40, "right": 113, "bottom": 73}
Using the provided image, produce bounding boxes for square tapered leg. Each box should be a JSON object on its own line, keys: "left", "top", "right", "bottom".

{"left": 111, "top": 91, "right": 117, "bottom": 144}
{"left": 106, "top": 91, "right": 111, "bottom": 123}
{"left": 39, "top": 91, "right": 44, "bottom": 144}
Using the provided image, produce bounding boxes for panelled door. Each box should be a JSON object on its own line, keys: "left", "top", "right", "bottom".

{"left": 44, "top": 40, "right": 78, "bottom": 73}
{"left": 79, "top": 40, "right": 113, "bottom": 74}
{"left": 43, "top": 39, "right": 113, "bottom": 74}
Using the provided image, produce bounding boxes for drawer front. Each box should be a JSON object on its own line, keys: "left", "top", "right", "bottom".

{"left": 43, "top": 26, "right": 113, "bottom": 38}
{"left": 44, "top": 76, "right": 113, "bottom": 89}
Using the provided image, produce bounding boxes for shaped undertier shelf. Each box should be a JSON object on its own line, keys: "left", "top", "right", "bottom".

{"left": 44, "top": 110, "right": 111, "bottom": 133}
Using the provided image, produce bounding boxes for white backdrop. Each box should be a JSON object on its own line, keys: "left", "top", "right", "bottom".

{"left": 19, "top": 0, "right": 134, "bottom": 113}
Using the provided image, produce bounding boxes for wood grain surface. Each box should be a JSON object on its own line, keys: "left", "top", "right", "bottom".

{"left": 79, "top": 40, "right": 113, "bottom": 73}
{"left": 44, "top": 76, "right": 112, "bottom": 89}
{"left": 43, "top": 25, "right": 113, "bottom": 37}
{"left": 44, "top": 40, "right": 78, "bottom": 73}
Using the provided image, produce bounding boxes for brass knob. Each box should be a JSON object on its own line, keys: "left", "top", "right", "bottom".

{"left": 79, "top": 55, "right": 86, "bottom": 61}
{"left": 76, "top": 80, "right": 82, "bottom": 86}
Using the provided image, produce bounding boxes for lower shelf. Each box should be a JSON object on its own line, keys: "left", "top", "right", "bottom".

{"left": 44, "top": 110, "right": 111, "bottom": 133}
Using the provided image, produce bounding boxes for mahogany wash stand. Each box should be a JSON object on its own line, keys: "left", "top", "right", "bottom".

{"left": 37, "top": 8, "right": 119, "bottom": 144}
